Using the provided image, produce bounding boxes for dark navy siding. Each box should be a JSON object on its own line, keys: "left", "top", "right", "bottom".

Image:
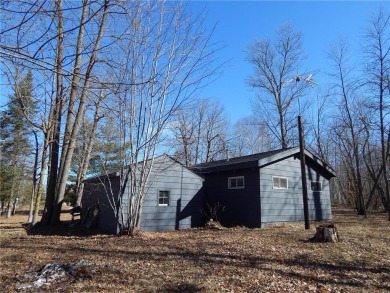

{"left": 82, "top": 176, "right": 120, "bottom": 234}
{"left": 203, "top": 168, "right": 261, "bottom": 228}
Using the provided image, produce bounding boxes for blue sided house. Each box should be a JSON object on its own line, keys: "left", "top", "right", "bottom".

{"left": 82, "top": 147, "right": 335, "bottom": 233}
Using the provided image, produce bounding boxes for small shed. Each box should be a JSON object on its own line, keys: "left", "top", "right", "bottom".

{"left": 191, "top": 147, "right": 336, "bottom": 228}
{"left": 82, "top": 155, "right": 204, "bottom": 233}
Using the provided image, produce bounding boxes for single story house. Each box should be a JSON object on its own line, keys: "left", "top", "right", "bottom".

{"left": 82, "top": 154, "right": 204, "bottom": 233}
{"left": 82, "top": 147, "right": 335, "bottom": 233}
{"left": 191, "top": 147, "right": 336, "bottom": 228}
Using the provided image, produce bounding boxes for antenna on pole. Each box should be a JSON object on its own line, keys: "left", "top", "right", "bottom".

{"left": 285, "top": 73, "right": 318, "bottom": 230}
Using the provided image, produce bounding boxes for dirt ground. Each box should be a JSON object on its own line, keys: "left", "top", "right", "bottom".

{"left": 0, "top": 208, "right": 389, "bottom": 292}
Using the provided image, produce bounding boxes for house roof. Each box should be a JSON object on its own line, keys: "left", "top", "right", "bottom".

{"left": 83, "top": 153, "right": 203, "bottom": 183}
{"left": 192, "top": 148, "right": 290, "bottom": 170}
{"left": 191, "top": 147, "right": 336, "bottom": 178}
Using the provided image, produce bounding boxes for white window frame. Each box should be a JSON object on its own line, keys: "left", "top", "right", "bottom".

{"left": 272, "top": 176, "right": 288, "bottom": 189}
{"left": 311, "top": 181, "right": 322, "bottom": 192}
{"left": 158, "top": 190, "right": 170, "bottom": 206}
{"left": 228, "top": 176, "right": 245, "bottom": 189}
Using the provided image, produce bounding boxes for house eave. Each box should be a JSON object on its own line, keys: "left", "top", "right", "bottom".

{"left": 83, "top": 171, "right": 120, "bottom": 183}
{"left": 257, "top": 147, "right": 336, "bottom": 178}
{"left": 191, "top": 161, "right": 259, "bottom": 174}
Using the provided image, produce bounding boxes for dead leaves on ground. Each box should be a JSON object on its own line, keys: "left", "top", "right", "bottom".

{"left": 1, "top": 208, "right": 389, "bottom": 292}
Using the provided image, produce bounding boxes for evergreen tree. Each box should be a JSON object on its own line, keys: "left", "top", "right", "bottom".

{"left": 0, "top": 71, "right": 34, "bottom": 216}
{"left": 88, "top": 117, "right": 124, "bottom": 176}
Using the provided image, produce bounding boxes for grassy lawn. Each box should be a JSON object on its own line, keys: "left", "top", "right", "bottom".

{"left": 1, "top": 207, "right": 389, "bottom": 292}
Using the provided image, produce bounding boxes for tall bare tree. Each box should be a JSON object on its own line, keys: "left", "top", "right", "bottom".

{"left": 73, "top": 92, "right": 104, "bottom": 206}
{"left": 362, "top": 6, "right": 390, "bottom": 219}
{"left": 101, "top": 1, "right": 220, "bottom": 235}
{"left": 41, "top": 0, "right": 65, "bottom": 225}
{"left": 1, "top": 0, "right": 115, "bottom": 224}
{"left": 48, "top": 0, "right": 111, "bottom": 224}
{"left": 328, "top": 39, "right": 367, "bottom": 216}
{"left": 246, "top": 23, "right": 306, "bottom": 149}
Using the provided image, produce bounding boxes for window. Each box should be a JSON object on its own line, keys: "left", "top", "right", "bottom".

{"left": 272, "top": 176, "right": 288, "bottom": 189}
{"left": 228, "top": 176, "right": 245, "bottom": 189}
{"left": 158, "top": 190, "right": 169, "bottom": 206}
{"left": 311, "top": 181, "right": 322, "bottom": 192}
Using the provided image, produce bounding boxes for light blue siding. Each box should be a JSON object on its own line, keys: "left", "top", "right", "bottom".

{"left": 260, "top": 156, "right": 332, "bottom": 225}
{"left": 83, "top": 155, "right": 204, "bottom": 233}
{"left": 124, "top": 156, "right": 204, "bottom": 231}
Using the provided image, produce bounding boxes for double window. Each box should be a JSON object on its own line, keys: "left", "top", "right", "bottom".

{"left": 158, "top": 190, "right": 169, "bottom": 206}
{"left": 272, "top": 176, "right": 288, "bottom": 189}
{"left": 228, "top": 176, "right": 245, "bottom": 189}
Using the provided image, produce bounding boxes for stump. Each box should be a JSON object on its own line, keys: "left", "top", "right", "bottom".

{"left": 310, "top": 223, "right": 341, "bottom": 243}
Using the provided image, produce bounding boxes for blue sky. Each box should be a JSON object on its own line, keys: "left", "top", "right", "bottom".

{"left": 188, "top": 1, "right": 389, "bottom": 122}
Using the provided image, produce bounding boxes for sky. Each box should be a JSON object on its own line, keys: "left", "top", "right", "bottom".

{"left": 188, "top": 1, "right": 389, "bottom": 123}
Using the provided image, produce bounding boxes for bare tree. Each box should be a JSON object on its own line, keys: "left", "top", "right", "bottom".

{"left": 246, "top": 23, "right": 307, "bottom": 149}
{"left": 1, "top": 0, "right": 115, "bottom": 224}
{"left": 169, "top": 98, "right": 229, "bottom": 166}
{"left": 328, "top": 38, "right": 367, "bottom": 216}
{"left": 73, "top": 92, "right": 105, "bottom": 206}
{"left": 170, "top": 108, "right": 197, "bottom": 167}
{"left": 41, "top": 0, "right": 66, "bottom": 225}
{"left": 230, "top": 115, "right": 276, "bottom": 157}
{"left": 100, "top": 1, "right": 220, "bottom": 235}
{"left": 362, "top": 6, "right": 390, "bottom": 219}
{"left": 49, "top": 0, "right": 111, "bottom": 224}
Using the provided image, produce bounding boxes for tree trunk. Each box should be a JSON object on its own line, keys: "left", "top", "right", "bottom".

{"left": 51, "top": 0, "right": 110, "bottom": 224}
{"left": 279, "top": 106, "right": 287, "bottom": 149}
{"left": 56, "top": 0, "right": 90, "bottom": 207}
{"left": 40, "top": 0, "right": 64, "bottom": 225}
{"left": 11, "top": 197, "right": 18, "bottom": 215}
{"left": 311, "top": 224, "right": 341, "bottom": 243}
{"left": 28, "top": 131, "right": 39, "bottom": 223}
{"left": 7, "top": 164, "right": 17, "bottom": 218}
{"left": 32, "top": 132, "right": 50, "bottom": 225}
{"left": 75, "top": 98, "right": 103, "bottom": 206}
{"left": 339, "top": 54, "right": 366, "bottom": 217}
{"left": 6, "top": 200, "right": 12, "bottom": 218}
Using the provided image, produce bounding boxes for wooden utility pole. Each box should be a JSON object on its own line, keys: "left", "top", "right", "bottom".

{"left": 298, "top": 115, "right": 310, "bottom": 229}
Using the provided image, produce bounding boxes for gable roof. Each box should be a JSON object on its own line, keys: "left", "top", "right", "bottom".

{"left": 191, "top": 147, "right": 336, "bottom": 178}
{"left": 192, "top": 148, "right": 290, "bottom": 170}
{"left": 83, "top": 153, "right": 203, "bottom": 183}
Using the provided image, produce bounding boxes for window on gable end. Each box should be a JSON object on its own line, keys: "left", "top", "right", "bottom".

{"left": 272, "top": 176, "right": 288, "bottom": 189}
{"left": 158, "top": 190, "right": 169, "bottom": 206}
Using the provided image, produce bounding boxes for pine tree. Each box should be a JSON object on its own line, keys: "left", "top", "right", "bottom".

{"left": 0, "top": 71, "right": 34, "bottom": 217}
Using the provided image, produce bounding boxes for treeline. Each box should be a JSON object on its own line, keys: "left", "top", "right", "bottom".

{"left": 0, "top": 1, "right": 388, "bottom": 227}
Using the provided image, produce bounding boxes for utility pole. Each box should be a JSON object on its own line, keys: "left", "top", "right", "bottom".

{"left": 285, "top": 73, "right": 317, "bottom": 230}
{"left": 298, "top": 115, "right": 310, "bottom": 229}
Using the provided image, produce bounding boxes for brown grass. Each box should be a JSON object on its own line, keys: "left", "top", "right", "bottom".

{"left": 1, "top": 208, "right": 389, "bottom": 292}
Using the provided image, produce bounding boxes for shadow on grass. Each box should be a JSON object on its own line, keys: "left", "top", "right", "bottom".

{"left": 2, "top": 237, "right": 390, "bottom": 291}
{"left": 162, "top": 283, "right": 204, "bottom": 293}
{"left": 24, "top": 221, "right": 106, "bottom": 237}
